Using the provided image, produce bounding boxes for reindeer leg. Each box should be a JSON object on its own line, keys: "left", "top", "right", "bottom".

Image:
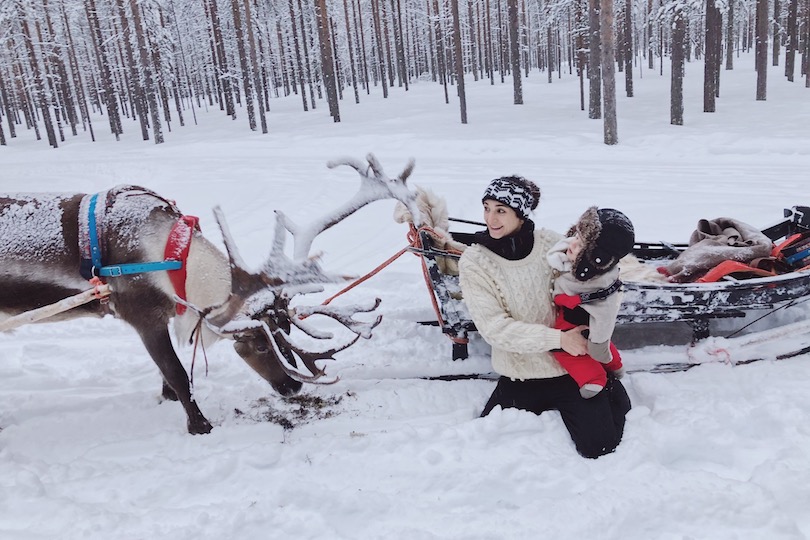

{"left": 137, "top": 326, "right": 213, "bottom": 435}
{"left": 111, "top": 281, "right": 212, "bottom": 434}
{"left": 161, "top": 380, "right": 179, "bottom": 401}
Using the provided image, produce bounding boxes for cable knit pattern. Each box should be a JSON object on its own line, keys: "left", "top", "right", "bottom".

{"left": 459, "top": 229, "right": 568, "bottom": 380}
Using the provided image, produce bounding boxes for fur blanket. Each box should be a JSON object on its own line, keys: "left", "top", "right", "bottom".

{"left": 663, "top": 217, "right": 773, "bottom": 282}
{"left": 619, "top": 255, "right": 669, "bottom": 283}
{"left": 393, "top": 186, "right": 466, "bottom": 275}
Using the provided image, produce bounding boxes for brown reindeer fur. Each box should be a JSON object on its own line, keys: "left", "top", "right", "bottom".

{"left": 0, "top": 187, "right": 301, "bottom": 434}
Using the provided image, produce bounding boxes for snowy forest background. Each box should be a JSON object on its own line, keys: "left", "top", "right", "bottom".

{"left": 0, "top": 0, "right": 808, "bottom": 148}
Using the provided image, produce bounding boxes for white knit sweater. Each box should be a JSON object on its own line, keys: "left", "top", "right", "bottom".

{"left": 459, "top": 229, "right": 568, "bottom": 380}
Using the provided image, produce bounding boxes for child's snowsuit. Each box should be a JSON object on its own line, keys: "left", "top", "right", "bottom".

{"left": 547, "top": 207, "right": 635, "bottom": 398}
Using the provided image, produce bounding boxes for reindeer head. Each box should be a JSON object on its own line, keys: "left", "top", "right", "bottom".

{"left": 181, "top": 154, "right": 420, "bottom": 395}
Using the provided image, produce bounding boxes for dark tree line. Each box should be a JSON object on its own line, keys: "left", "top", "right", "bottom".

{"left": 0, "top": 0, "right": 808, "bottom": 148}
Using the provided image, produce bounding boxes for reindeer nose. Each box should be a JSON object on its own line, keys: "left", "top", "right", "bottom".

{"left": 276, "top": 379, "right": 303, "bottom": 397}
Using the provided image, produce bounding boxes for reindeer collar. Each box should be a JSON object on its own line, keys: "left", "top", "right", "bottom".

{"left": 78, "top": 192, "right": 199, "bottom": 314}
{"left": 164, "top": 215, "right": 200, "bottom": 315}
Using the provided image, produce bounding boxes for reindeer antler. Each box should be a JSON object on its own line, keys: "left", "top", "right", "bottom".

{"left": 197, "top": 154, "right": 418, "bottom": 387}
{"left": 292, "top": 299, "right": 382, "bottom": 339}
{"left": 272, "top": 153, "right": 421, "bottom": 262}
{"left": 260, "top": 290, "right": 382, "bottom": 383}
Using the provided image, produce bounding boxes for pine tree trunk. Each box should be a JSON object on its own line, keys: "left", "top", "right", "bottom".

{"left": 231, "top": 0, "right": 257, "bottom": 130}
{"left": 130, "top": 0, "right": 163, "bottom": 143}
{"left": 785, "top": 0, "right": 798, "bottom": 80}
{"left": 469, "top": 0, "right": 480, "bottom": 80}
{"left": 647, "top": 0, "right": 654, "bottom": 70}
{"left": 343, "top": 0, "right": 361, "bottom": 103}
{"left": 576, "top": 0, "right": 587, "bottom": 110}
{"left": 497, "top": 0, "right": 505, "bottom": 83}
{"left": 805, "top": 0, "right": 810, "bottom": 87}
{"left": 372, "top": 0, "right": 390, "bottom": 97}
{"left": 10, "top": 47, "right": 39, "bottom": 134}
{"left": 207, "top": 0, "right": 235, "bottom": 118}
{"left": 623, "top": 0, "right": 633, "bottom": 97}
{"left": 588, "top": 0, "right": 602, "bottom": 119}
{"left": 243, "top": 0, "right": 268, "bottom": 132}
{"left": 354, "top": 0, "right": 371, "bottom": 93}
{"left": 85, "top": 0, "right": 122, "bottom": 138}
{"left": 381, "top": 0, "right": 396, "bottom": 86}
{"left": 0, "top": 75, "right": 17, "bottom": 139}
{"left": 486, "top": 0, "right": 495, "bottom": 84}
{"left": 393, "top": 0, "right": 409, "bottom": 89}
{"left": 316, "top": 0, "right": 341, "bottom": 120}
{"left": 201, "top": 0, "right": 224, "bottom": 106}
{"left": 432, "top": 0, "right": 449, "bottom": 102}
{"left": 671, "top": 7, "right": 685, "bottom": 125}
{"left": 116, "top": 0, "right": 149, "bottom": 141}
{"left": 44, "top": 0, "right": 78, "bottom": 137}
{"left": 330, "top": 18, "right": 344, "bottom": 100}
{"left": 772, "top": 0, "right": 781, "bottom": 66}
{"left": 600, "top": 0, "right": 617, "bottom": 144}
{"left": 521, "top": 0, "right": 529, "bottom": 77}
{"left": 755, "top": 0, "right": 768, "bottom": 99}
{"left": 547, "top": 26, "right": 553, "bottom": 82}
{"left": 450, "top": 0, "right": 468, "bottom": 123}
{"left": 35, "top": 17, "right": 65, "bottom": 144}
{"left": 19, "top": 9, "right": 58, "bottom": 147}
{"left": 726, "top": 0, "right": 735, "bottom": 69}
{"left": 296, "top": 0, "right": 318, "bottom": 109}
{"left": 704, "top": 0, "right": 718, "bottom": 112}
{"left": 507, "top": 0, "right": 522, "bottom": 103}
{"left": 275, "top": 21, "right": 291, "bottom": 97}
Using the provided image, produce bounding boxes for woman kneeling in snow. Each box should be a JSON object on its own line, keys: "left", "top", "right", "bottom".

{"left": 458, "top": 176, "right": 631, "bottom": 458}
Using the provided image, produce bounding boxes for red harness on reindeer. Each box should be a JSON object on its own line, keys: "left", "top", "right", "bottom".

{"left": 79, "top": 188, "right": 199, "bottom": 314}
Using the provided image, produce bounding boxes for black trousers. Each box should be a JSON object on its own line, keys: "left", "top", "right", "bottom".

{"left": 480, "top": 373, "right": 631, "bottom": 459}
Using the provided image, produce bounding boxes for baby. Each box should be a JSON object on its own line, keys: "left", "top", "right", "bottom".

{"left": 547, "top": 207, "right": 635, "bottom": 398}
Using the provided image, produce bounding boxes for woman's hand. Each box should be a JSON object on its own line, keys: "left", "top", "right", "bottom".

{"left": 560, "top": 325, "right": 589, "bottom": 356}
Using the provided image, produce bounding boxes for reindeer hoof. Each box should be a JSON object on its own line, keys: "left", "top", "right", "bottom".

{"left": 188, "top": 418, "right": 213, "bottom": 435}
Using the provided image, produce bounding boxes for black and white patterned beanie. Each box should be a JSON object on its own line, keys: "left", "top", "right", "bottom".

{"left": 481, "top": 176, "right": 540, "bottom": 219}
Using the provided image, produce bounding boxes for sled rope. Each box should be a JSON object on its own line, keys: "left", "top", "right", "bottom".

{"left": 320, "top": 245, "right": 411, "bottom": 306}
{"left": 320, "top": 225, "right": 461, "bottom": 303}
{"left": 188, "top": 315, "right": 210, "bottom": 390}
{"left": 724, "top": 295, "right": 810, "bottom": 340}
{"left": 317, "top": 225, "right": 467, "bottom": 345}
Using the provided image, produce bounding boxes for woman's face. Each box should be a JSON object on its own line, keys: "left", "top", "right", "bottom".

{"left": 483, "top": 200, "right": 524, "bottom": 239}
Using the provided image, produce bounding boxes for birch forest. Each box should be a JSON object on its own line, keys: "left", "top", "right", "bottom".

{"left": 0, "top": 0, "right": 808, "bottom": 147}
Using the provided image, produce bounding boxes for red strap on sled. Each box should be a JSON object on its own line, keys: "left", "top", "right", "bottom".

{"left": 697, "top": 260, "right": 777, "bottom": 283}
{"left": 164, "top": 216, "right": 200, "bottom": 315}
{"left": 772, "top": 233, "right": 805, "bottom": 258}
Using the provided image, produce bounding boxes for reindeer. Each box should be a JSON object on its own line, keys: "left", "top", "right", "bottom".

{"left": 0, "top": 154, "right": 419, "bottom": 434}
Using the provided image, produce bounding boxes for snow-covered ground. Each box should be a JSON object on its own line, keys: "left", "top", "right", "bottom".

{"left": 2, "top": 56, "right": 810, "bottom": 539}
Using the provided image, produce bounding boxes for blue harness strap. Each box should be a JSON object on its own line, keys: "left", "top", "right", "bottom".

{"left": 87, "top": 193, "right": 102, "bottom": 270}
{"left": 96, "top": 260, "right": 183, "bottom": 277}
{"left": 86, "top": 192, "right": 184, "bottom": 278}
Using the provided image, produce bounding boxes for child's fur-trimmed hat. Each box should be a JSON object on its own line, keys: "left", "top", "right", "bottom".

{"left": 569, "top": 207, "right": 635, "bottom": 281}
{"left": 481, "top": 176, "right": 540, "bottom": 219}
